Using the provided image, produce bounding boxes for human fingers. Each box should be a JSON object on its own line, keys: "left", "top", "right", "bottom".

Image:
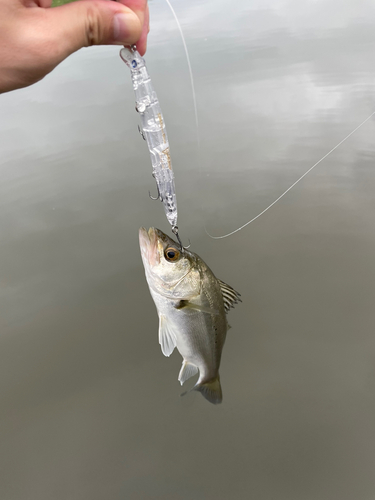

{"left": 0, "top": 0, "right": 146, "bottom": 92}
{"left": 113, "top": 0, "right": 148, "bottom": 54}
{"left": 43, "top": 0, "right": 144, "bottom": 54}
{"left": 36, "top": 0, "right": 52, "bottom": 8}
{"left": 135, "top": 2, "right": 149, "bottom": 56}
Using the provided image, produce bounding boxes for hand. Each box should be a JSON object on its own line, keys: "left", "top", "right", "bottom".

{"left": 0, "top": 0, "right": 149, "bottom": 94}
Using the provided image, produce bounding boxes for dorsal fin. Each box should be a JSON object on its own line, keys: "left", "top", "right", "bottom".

{"left": 218, "top": 279, "right": 242, "bottom": 313}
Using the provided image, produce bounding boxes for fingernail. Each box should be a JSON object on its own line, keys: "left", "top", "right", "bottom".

{"left": 113, "top": 12, "right": 137, "bottom": 43}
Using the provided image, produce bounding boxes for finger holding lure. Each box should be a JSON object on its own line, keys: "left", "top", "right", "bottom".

{"left": 120, "top": 45, "right": 183, "bottom": 247}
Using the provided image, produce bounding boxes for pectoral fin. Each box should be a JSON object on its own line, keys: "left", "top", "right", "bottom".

{"left": 176, "top": 300, "right": 219, "bottom": 315}
{"left": 158, "top": 314, "right": 176, "bottom": 357}
{"left": 178, "top": 360, "right": 198, "bottom": 385}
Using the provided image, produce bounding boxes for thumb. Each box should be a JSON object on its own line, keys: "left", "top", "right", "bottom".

{"left": 42, "top": 0, "right": 143, "bottom": 59}
{"left": 0, "top": 0, "right": 144, "bottom": 92}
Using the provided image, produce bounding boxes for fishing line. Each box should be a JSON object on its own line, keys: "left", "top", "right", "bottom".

{"left": 206, "top": 111, "right": 375, "bottom": 239}
{"left": 164, "top": 0, "right": 199, "bottom": 143}
{"left": 163, "top": 1, "right": 375, "bottom": 241}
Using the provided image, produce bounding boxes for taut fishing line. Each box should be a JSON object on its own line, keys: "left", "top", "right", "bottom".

{"left": 207, "top": 111, "right": 375, "bottom": 239}
{"left": 164, "top": 0, "right": 199, "bottom": 142}
{"left": 164, "top": 0, "right": 375, "bottom": 240}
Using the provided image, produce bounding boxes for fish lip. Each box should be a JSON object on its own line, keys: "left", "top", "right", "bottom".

{"left": 139, "top": 227, "right": 178, "bottom": 248}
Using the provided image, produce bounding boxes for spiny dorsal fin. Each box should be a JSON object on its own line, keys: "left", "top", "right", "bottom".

{"left": 218, "top": 279, "right": 242, "bottom": 313}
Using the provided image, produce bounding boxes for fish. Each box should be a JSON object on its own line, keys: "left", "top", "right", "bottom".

{"left": 139, "top": 227, "right": 241, "bottom": 404}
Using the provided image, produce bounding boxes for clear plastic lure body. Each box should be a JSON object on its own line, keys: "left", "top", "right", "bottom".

{"left": 120, "top": 46, "right": 178, "bottom": 231}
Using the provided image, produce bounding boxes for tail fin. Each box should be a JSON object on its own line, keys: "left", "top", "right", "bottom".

{"left": 194, "top": 377, "right": 222, "bottom": 405}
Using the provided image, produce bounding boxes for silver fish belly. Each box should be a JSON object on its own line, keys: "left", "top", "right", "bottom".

{"left": 139, "top": 227, "right": 241, "bottom": 404}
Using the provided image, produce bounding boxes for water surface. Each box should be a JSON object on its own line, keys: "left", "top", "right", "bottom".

{"left": 1, "top": 1, "right": 375, "bottom": 499}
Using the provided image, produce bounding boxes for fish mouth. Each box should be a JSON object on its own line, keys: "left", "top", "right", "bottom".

{"left": 139, "top": 227, "right": 161, "bottom": 268}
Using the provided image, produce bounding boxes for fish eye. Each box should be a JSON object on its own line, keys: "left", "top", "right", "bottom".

{"left": 165, "top": 247, "right": 180, "bottom": 262}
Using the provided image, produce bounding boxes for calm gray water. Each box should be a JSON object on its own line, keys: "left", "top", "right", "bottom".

{"left": 1, "top": 0, "right": 375, "bottom": 498}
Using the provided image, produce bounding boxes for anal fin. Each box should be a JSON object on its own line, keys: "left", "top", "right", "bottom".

{"left": 178, "top": 360, "right": 198, "bottom": 386}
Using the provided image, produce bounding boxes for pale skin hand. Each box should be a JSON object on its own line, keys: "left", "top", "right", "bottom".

{"left": 0, "top": 0, "right": 149, "bottom": 94}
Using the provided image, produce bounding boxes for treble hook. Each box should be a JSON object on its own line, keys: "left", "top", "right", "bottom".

{"left": 149, "top": 189, "right": 160, "bottom": 201}
{"left": 149, "top": 176, "right": 162, "bottom": 201}
{"left": 138, "top": 125, "right": 146, "bottom": 141}
{"left": 172, "top": 226, "right": 191, "bottom": 251}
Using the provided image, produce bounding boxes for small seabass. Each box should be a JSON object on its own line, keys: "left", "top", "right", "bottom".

{"left": 139, "top": 227, "right": 241, "bottom": 404}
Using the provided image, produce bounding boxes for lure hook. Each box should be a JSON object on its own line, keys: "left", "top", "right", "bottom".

{"left": 138, "top": 125, "right": 146, "bottom": 141}
{"left": 172, "top": 226, "right": 190, "bottom": 251}
{"left": 149, "top": 188, "right": 161, "bottom": 201}
{"left": 149, "top": 175, "right": 162, "bottom": 201}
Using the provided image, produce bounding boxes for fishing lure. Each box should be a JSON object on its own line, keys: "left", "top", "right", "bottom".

{"left": 120, "top": 46, "right": 183, "bottom": 247}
